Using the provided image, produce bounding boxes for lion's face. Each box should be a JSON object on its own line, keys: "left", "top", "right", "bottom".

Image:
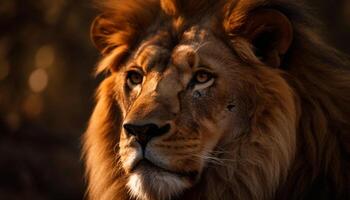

{"left": 115, "top": 27, "right": 248, "bottom": 199}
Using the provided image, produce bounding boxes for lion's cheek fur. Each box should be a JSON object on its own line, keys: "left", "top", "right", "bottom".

{"left": 83, "top": 77, "right": 130, "bottom": 200}
{"left": 246, "top": 70, "right": 297, "bottom": 197}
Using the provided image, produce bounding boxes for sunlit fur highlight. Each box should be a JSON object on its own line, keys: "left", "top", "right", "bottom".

{"left": 83, "top": 0, "right": 350, "bottom": 200}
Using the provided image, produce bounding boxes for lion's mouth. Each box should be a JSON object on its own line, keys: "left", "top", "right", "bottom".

{"left": 131, "top": 159, "right": 199, "bottom": 182}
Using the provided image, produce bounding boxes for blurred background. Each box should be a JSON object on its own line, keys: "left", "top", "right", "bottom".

{"left": 0, "top": 0, "right": 349, "bottom": 200}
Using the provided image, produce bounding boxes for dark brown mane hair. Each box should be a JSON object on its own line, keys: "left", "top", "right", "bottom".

{"left": 83, "top": 0, "right": 350, "bottom": 199}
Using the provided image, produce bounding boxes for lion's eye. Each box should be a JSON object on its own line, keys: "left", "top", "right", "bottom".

{"left": 127, "top": 71, "right": 143, "bottom": 87}
{"left": 192, "top": 70, "right": 215, "bottom": 91}
{"left": 194, "top": 70, "right": 213, "bottom": 84}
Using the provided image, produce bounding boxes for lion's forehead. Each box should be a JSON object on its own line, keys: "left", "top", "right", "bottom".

{"left": 132, "top": 26, "right": 213, "bottom": 72}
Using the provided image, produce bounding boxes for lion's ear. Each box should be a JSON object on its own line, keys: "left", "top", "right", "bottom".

{"left": 90, "top": 14, "right": 117, "bottom": 54}
{"left": 242, "top": 9, "right": 293, "bottom": 68}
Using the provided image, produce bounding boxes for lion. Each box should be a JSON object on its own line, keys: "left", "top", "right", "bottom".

{"left": 82, "top": 0, "right": 350, "bottom": 199}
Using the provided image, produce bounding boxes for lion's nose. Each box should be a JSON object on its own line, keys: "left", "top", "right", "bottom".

{"left": 123, "top": 123, "right": 170, "bottom": 147}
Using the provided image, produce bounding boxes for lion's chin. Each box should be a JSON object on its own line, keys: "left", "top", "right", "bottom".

{"left": 126, "top": 160, "right": 194, "bottom": 200}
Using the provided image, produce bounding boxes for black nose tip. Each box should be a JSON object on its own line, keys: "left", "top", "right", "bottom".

{"left": 123, "top": 123, "right": 170, "bottom": 147}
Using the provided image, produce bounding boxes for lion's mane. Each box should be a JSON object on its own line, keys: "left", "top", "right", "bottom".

{"left": 83, "top": 0, "right": 350, "bottom": 199}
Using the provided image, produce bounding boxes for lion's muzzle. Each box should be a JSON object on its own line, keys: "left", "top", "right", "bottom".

{"left": 123, "top": 123, "right": 171, "bottom": 149}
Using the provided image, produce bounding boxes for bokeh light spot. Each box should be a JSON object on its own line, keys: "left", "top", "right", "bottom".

{"left": 35, "top": 45, "right": 55, "bottom": 68}
{"left": 22, "top": 94, "right": 43, "bottom": 120}
{"left": 28, "top": 68, "right": 48, "bottom": 93}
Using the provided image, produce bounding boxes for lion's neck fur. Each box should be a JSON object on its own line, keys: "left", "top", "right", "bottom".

{"left": 274, "top": 28, "right": 350, "bottom": 199}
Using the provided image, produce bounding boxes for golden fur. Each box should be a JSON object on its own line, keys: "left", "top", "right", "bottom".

{"left": 83, "top": 0, "right": 350, "bottom": 199}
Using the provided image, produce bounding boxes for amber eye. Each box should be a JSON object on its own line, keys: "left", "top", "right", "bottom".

{"left": 194, "top": 70, "right": 213, "bottom": 84}
{"left": 127, "top": 71, "right": 143, "bottom": 86}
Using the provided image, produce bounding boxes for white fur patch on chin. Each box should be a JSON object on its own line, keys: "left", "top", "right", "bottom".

{"left": 127, "top": 171, "right": 190, "bottom": 200}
